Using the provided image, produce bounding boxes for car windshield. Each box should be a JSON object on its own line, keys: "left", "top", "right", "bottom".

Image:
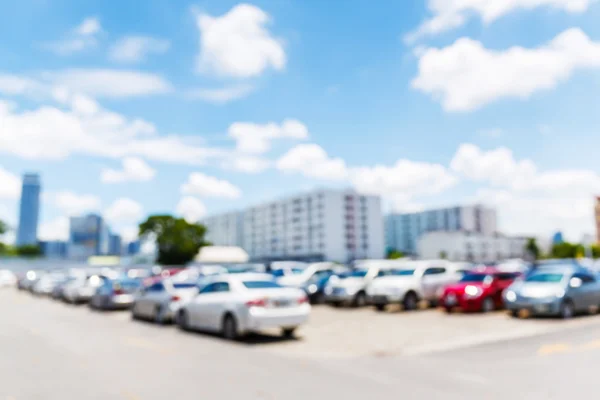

{"left": 387, "top": 269, "right": 415, "bottom": 276}
{"left": 525, "top": 273, "right": 564, "bottom": 283}
{"left": 460, "top": 274, "right": 492, "bottom": 283}
{"left": 272, "top": 268, "right": 304, "bottom": 277}
{"left": 346, "top": 269, "right": 368, "bottom": 278}
{"left": 243, "top": 281, "right": 282, "bottom": 289}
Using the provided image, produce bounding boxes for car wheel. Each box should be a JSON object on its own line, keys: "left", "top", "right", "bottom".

{"left": 331, "top": 302, "right": 342, "bottom": 308}
{"left": 282, "top": 327, "right": 297, "bottom": 338}
{"left": 222, "top": 314, "right": 238, "bottom": 340}
{"left": 403, "top": 292, "right": 419, "bottom": 311}
{"left": 177, "top": 310, "right": 190, "bottom": 331}
{"left": 509, "top": 310, "right": 519, "bottom": 318}
{"left": 375, "top": 304, "right": 386, "bottom": 312}
{"left": 131, "top": 304, "right": 139, "bottom": 320}
{"left": 444, "top": 307, "right": 453, "bottom": 314}
{"left": 559, "top": 300, "right": 575, "bottom": 320}
{"left": 313, "top": 292, "right": 325, "bottom": 305}
{"left": 353, "top": 292, "right": 367, "bottom": 308}
{"left": 481, "top": 297, "right": 495, "bottom": 313}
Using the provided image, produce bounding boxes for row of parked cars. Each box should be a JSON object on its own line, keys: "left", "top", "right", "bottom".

{"left": 6, "top": 258, "right": 599, "bottom": 341}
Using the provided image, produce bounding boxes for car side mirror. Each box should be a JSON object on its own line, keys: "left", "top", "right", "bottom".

{"left": 569, "top": 277, "right": 582, "bottom": 289}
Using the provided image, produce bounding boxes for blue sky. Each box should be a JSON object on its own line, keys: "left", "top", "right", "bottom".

{"left": 1, "top": 0, "right": 600, "bottom": 244}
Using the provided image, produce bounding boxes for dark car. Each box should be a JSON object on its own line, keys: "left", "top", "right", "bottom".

{"left": 89, "top": 278, "right": 142, "bottom": 310}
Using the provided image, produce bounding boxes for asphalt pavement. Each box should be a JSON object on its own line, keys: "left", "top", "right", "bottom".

{"left": 2, "top": 288, "right": 600, "bottom": 400}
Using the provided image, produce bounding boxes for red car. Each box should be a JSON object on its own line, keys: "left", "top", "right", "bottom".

{"left": 440, "top": 268, "right": 521, "bottom": 313}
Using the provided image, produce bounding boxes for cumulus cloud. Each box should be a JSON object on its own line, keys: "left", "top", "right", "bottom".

{"left": 109, "top": 36, "right": 170, "bottom": 63}
{"left": 195, "top": 4, "right": 286, "bottom": 78}
{"left": 176, "top": 196, "right": 207, "bottom": 223}
{"left": 455, "top": 143, "right": 600, "bottom": 239}
{"left": 412, "top": 28, "right": 600, "bottom": 112}
{"left": 50, "top": 191, "right": 102, "bottom": 216}
{"left": 101, "top": 157, "right": 156, "bottom": 183}
{"left": 229, "top": 119, "right": 309, "bottom": 154}
{"left": 181, "top": 172, "right": 241, "bottom": 199}
{"left": 38, "top": 216, "right": 70, "bottom": 242}
{"left": 42, "top": 17, "right": 102, "bottom": 55}
{"left": 187, "top": 84, "right": 255, "bottom": 104}
{"left": 406, "top": 0, "right": 592, "bottom": 42}
{"left": 222, "top": 155, "right": 270, "bottom": 174}
{"left": 0, "top": 167, "right": 21, "bottom": 199}
{"left": 276, "top": 144, "right": 349, "bottom": 181}
{"left": 104, "top": 198, "right": 143, "bottom": 224}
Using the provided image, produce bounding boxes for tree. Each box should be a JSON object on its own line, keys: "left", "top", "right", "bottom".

{"left": 439, "top": 251, "right": 448, "bottom": 260}
{"left": 525, "top": 238, "right": 540, "bottom": 260}
{"left": 592, "top": 244, "right": 600, "bottom": 259}
{"left": 386, "top": 249, "right": 404, "bottom": 260}
{"left": 0, "top": 219, "right": 6, "bottom": 235}
{"left": 550, "top": 242, "right": 579, "bottom": 259}
{"left": 16, "top": 244, "right": 42, "bottom": 257}
{"left": 139, "top": 215, "right": 210, "bottom": 265}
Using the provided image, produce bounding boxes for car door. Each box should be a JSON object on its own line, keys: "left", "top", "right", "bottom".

{"left": 573, "top": 273, "right": 597, "bottom": 311}
{"left": 421, "top": 267, "right": 446, "bottom": 301}
{"left": 188, "top": 282, "right": 218, "bottom": 330}
{"left": 137, "top": 283, "right": 163, "bottom": 317}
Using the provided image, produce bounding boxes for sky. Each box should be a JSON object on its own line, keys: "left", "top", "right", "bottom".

{"left": 1, "top": 0, "right": 600, "bottom": 245}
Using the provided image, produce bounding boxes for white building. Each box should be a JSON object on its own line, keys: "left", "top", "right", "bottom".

{"left": 385, "top": 205, "right": 497, "bottom": 255}
{"left": 202, "top": 211, "right": 244, "bottom": 248}
{"left": 201, "top": 188, "right": 385, "bottom": 263}
{"left": 417, "top": 231, "right": 528, "bottom": 263}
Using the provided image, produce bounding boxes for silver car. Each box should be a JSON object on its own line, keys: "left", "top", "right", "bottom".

{"left": 132, "top": 279, "right": 200, "bottom": 324}
{"left": 504, "top": 266, "right": 600, "bottom": 319}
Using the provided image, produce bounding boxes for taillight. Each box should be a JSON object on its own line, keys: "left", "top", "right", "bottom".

{"left": 171, "top": 295, "right": 181, "bottom": 302}
{"left": 297, "top": 295, "right": 308, "bottom": 305}
{"left": 114, "top": 289, "right": 125, "bottom": 295}
{"left": 246, "top": 298, "right": 267, "bottom": 307}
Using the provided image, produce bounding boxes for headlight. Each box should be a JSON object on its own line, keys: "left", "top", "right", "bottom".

{"left": 505, "top": 290, "right": 517, "bottom": 302}
{"left": 308, "top": 284, "right": 318, "bottom": 294}
{"left": 464, "top": 285, "right": 482, "bottom": 298}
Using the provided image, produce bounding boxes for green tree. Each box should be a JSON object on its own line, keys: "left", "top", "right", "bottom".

{"left": 0, "top": 219, "right": 6, "bottom": 235}
{"left": 386, "top": 249, "right": 404, "bottom": 260}
{"left": 16, "top": 244, "right": 42, "bottom": 257}
{"left": 592, "top": 244, "right": 600, "bottom": 259}
{"left": 139, "top": 215, "right": 210, "bottom": 265}
{"left": 550, "top": 242, "right": 579, "bottom": 259}
{"left": 525, "top": 238, "right": 540, "bottom": 260}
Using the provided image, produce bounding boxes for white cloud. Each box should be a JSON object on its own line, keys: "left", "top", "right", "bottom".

{"left": 176, "top": 196, "right": 207, "bottom": 223}
{"left": 39, "top": 216, "right": 70, "bottom": 242}
{"left": 0, "top": 167, "right": 21, "bottom": 199}
{"left": 455, "top": 143, "right": 600, "bottom": 239}
{"left": 181, "top": 172, "right": 241, "bottom": 199}
{"left": 412, "top": 28, "right": 600, "bottom": 112}
{"left": 46, "top": 69, "right": 173, "bottom": 98}
{"left": 406, "top": 0, "right": 592, "bottom": 42}
{"left": 109, "top": 36, "right": 170, "bottom": 63}
{"left": 50, "top": 191, "right": 101, "bottom": 216}
{"left": 222, "top": 155, "right": 270, "bottom": 173}
{"left": 101, "top": 157, "right": 156, "bottom": 183}
{"left": 119, "top": 226, "right": 139, "bottom": 243}
{"left": 276, "top": 144, "right": 349, "bottom": 181}
{"left": 104, "top": 198, "right": 143, "bottom": 224}
{"left": 195, "top": 4, "right": 286, "bottom": 78}
{"left": 187, "top": 84, "right": 255, "bottom": 104}
{"left": 229, "top": 119, "right": 309, "bottom": 154}
{"left": 0, "top": 94, "right": 219, "bottom": 166}
{"left": 43, "top": 17, "right": 102, "bottom": 55}
{"left": 0, "top": 75, "right": 40, "bottom": 96}
{"left": 351, "top": 160, "right": 458, "bottom": 197}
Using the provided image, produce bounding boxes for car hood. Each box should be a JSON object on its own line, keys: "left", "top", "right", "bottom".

{"left": 514, "top": 283, "right": 563, "bottom": 298}
{"left": 277, "top": 276, "right": 306, "bottom": 287}
{"left": 369, "top": 276, "right": 416, "bottom": 289}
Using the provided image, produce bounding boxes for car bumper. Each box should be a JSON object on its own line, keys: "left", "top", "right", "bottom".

{"left": 442, "top": 295, "right": 486, "bottom": 312}
{"left": 369, "top": 294, "right": 404, "bottom": 305}
{"left": 324, "top": 293, "right": 356, "bottom": 304}
{"left": 242, "top": 305, "right": 310, "bottom": 333}
{"left": 109, "top": 294, "right": 136, "bottom": 309}
{"left": 505, "top": 299, "right": 561, "bottom": 316}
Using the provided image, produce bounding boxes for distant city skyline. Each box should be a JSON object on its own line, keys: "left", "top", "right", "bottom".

{"left": 16, "top": 173, "right": 41, "bottom": 247}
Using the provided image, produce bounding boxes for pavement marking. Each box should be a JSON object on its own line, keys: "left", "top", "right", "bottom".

{"left": 121, "top": 390, "right": 141, "bottom": 400}
{"left": 537, "top": 343, "right": 572, "bottom": 356}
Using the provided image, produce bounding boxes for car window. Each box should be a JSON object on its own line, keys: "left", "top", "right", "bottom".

{"left": 424, "top": 267, "right": 446, "bottom": 275}
{"left": 525, "top": 273, "right": 563, "bottom": 283}
{"left": 198, "top": 283, "right": 216, "bottom": 294}
{"left": 496, "top": 273, "right": 518, "bottom": 281}
{"left": 243, "top": 281, "right": 282, "bottom": 289}
{"left": 460, "top": 274, "right": 492, "bottom": 283}
{"left": 574, "top": 273, "right": 596, "bottom": 284}
{"left": 173, "top": 283, "right": 198, "bottom": 289}
{"left": 213, "top": 282, "right": 230, "bottom": 292}
{"left": 148, "top": 282, "right": 164, "bottom": 292}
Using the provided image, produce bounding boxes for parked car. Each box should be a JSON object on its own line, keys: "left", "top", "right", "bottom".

{"left": 323, "top": 263, "right": 399, "bottom": 307}
{"left": 176, "top": 273, "right": 310, "bottom": 340}
{"left": 63, "top": 274, "right": 106, "bottom": 304}
{"left": 51, "top": 276, "right": 77, "bottom": 300}
{"left": 18, "top": 270, "right": 44, "bottom": 291}
{"left": 132, "top": 279, "right": 200, "bottom": 324}
{"left": 32, "top": 272, "right": 67, "bottom": 296}
{"left": 440, "top": 268, "right": 521, "bottom": 313}
{"left": 504, "top": 264, "right": 600, "bottom": 319}
{"left": 366, "top": 261, "right": 464, "bottom": 311}
{"left": 89, "top": 278, "right": 143, "bottom": 310}
{"left": 0, "top": 269, "right": 16, "bottom": 288}
{"left": 276, "top": 262, "right": 338, "bottom": 289}
{"left": 304, "top": 265, "right": 350, "bottom": 304}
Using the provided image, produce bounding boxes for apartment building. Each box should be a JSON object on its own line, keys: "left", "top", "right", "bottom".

{"left": 385, "top": 205, "right": 497, "bottom": 255}
{"left": 201, "top": 188, "right": 385, "bottom": 263}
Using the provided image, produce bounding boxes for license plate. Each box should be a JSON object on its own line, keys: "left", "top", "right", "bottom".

{"left": 333, "top": 288, "right": 345, "bottom": 295}
{"left": 273, "top": 299, "right": 291, "bottom": 307}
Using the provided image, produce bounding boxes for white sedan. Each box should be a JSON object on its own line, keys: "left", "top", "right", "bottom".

{"left": 176, "top": 273, "right": 310, "bottom": 340}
